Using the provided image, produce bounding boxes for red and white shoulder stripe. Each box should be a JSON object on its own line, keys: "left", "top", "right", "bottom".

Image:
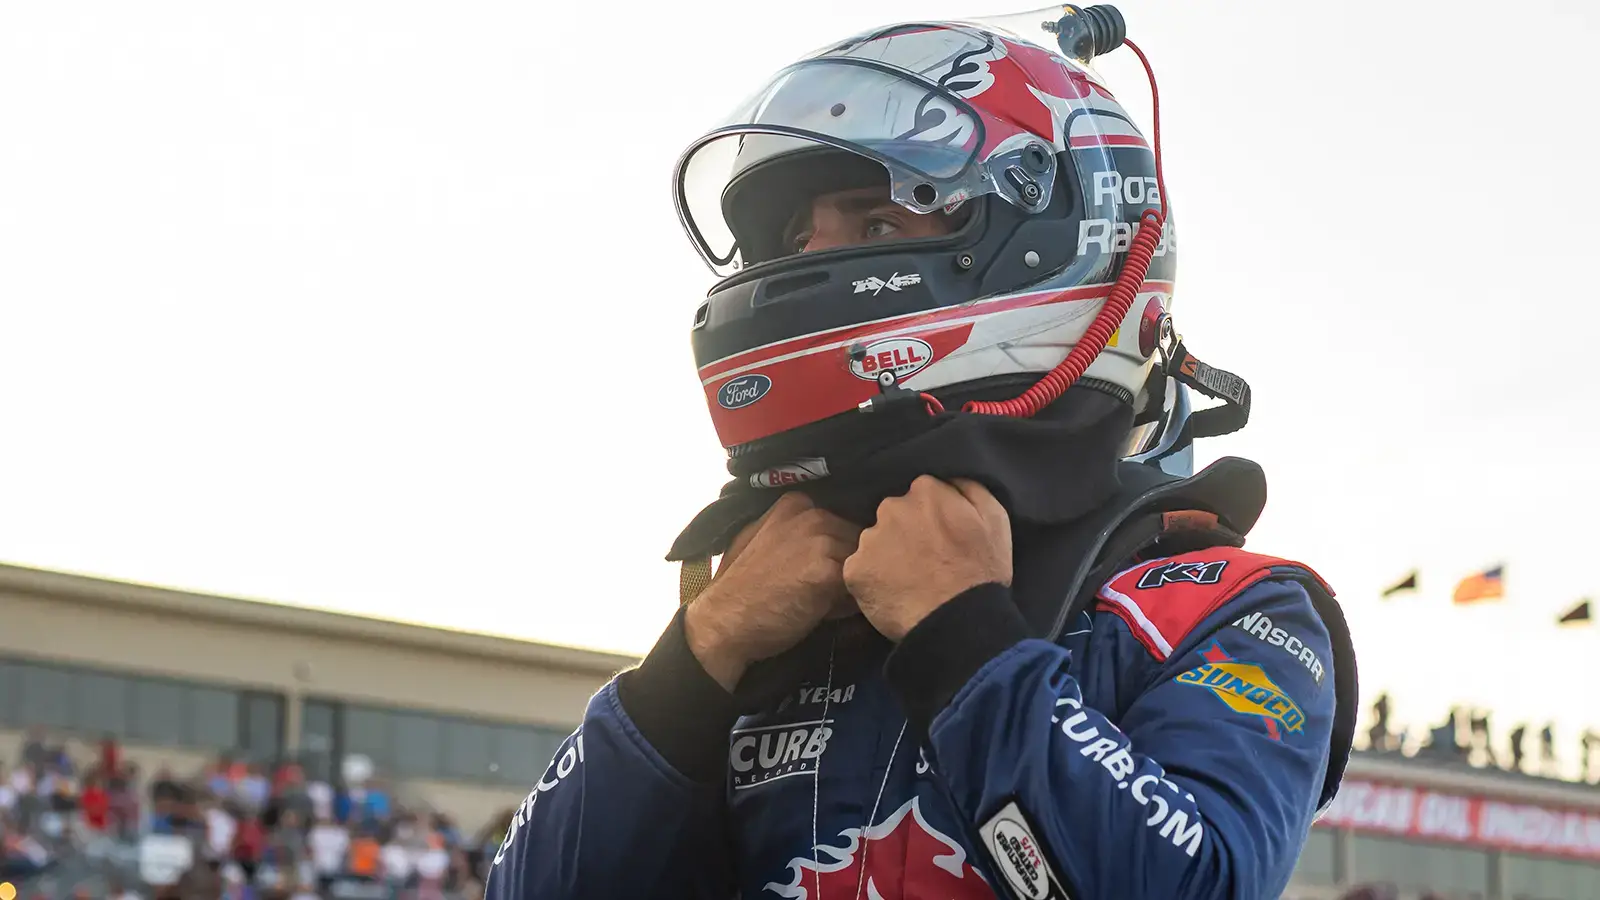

{"left": 1094, "top": 548, "right": 1332, "bottom": 661}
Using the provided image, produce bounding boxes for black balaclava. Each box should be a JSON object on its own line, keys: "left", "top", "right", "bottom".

{"left": 667, "top": 382, "right": 1135, "bottom": 712}
{"left": 670, "top": 382, "right": 1133, "bottom": 559}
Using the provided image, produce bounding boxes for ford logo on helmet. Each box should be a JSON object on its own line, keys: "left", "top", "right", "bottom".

{"left": 718, "top": 374, "right": 772, "bottom": 410}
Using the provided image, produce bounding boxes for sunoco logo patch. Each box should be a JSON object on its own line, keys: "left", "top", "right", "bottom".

{"left": 1176, "top": 642, "right": 1305, "bottom": 738}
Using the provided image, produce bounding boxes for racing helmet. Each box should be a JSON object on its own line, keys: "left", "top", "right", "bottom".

{"left": 674, "top": 6, "right": 1245, "bottom": 477}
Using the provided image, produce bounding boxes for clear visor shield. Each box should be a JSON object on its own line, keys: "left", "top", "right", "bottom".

{"left": 674, "top": 57, "right": 1058, "bottom": 275}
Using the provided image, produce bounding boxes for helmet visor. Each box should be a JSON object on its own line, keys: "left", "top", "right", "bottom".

{"left": 675, "top": 57, "right": 1055, "bottom": 275}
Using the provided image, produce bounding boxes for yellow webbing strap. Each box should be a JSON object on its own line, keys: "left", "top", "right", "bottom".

{"left": 679, "top": 557, "right": 714, "bottom": 605}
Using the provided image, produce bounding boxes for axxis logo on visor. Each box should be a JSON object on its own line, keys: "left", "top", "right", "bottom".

{"left": 852, "top": 273, "right": 922, "bottom": 296}
{"left": 718, "top": 374, "right": 772, "bottom": 410}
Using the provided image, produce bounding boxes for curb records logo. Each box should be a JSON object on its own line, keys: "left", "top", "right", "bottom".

{"left": 718, "top": 374, "right": 772, "bottom": 410}
{"left": 1176, "top": 642, "right": 1305, "bottom": 739}
{"left": 849, "top": 337, "right": 933, "bottom": 382}
{"left": 730, "top": 720, "right": 832, "bottom": 790}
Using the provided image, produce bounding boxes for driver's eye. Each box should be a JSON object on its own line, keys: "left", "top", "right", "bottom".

{"left": 865, "top": 218, "right": 900, "bottom": 239}
{"left": 789, "top": 217, "right": 899, "bottom": 254}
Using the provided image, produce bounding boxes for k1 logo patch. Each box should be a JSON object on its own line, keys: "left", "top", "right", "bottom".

{"left": 1137, "top": 560, "right": 1228, "bottom": 589}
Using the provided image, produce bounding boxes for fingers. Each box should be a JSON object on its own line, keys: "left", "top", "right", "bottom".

{"left": 907, "top": 473, "right": 967, "bottom": 506}
{"left": 728, "top": 493, "right": 860, "bottom": 572}
{"left": 950, "top": 477, "right": 1007, "bottom": 524}
{"left": 797, "top": 510, "right": 860, "bottom": 565}
{"left": 813, "top": 513, "right": 864, "bottom": 546}
{"left": 766, "top": 490, "right": 815, "bottom": 520}
{"left": 724, "top": 491, "right": 815, "bottom": 565}
{"left": 723, "top": 519, "right": 762, "bottom": 569}
{"left": 767, "top": 493, "right": 860, "bottom": 546}
{"left": 875, "top": 474, "right": 963, "bottom": 525}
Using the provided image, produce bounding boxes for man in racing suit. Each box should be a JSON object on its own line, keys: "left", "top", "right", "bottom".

{"left": 487, "top": 8, "right": 1358, "bottom": 899}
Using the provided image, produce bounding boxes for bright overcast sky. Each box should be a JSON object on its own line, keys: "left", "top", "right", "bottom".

{"left": 2, "top": 1, "right": 1597, "bottom": 767}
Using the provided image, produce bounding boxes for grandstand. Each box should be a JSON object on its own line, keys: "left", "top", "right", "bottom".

{"left": 0, "top": 564, "right": 627, "bottom": 900}
{"left": 0, "top": 564, "right": 628, "bottom": 828}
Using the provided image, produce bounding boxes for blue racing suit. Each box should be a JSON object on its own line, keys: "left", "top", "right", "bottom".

{"left": 486, "top": 545, "right": 1356, "bottom": 900}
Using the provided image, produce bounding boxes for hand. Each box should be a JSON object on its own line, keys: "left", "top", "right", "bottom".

{"left": 843, "top": 476, "right": 1012, "bottom": 642}
{"left": 684, "top": 492, "right": 862, "bottom": 691}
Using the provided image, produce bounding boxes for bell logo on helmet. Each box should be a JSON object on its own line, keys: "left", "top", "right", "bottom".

{"left": 718, "top": 374, "right": 773, "bottom": 410}
{"left": 849, "top": 337, "right": 933, "bottom": 382}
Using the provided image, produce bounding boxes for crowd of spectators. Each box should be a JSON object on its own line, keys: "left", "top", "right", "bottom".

{"left": 12, "top": 713, "right": 1584, "bottom": 900}
{"left": 1365, "top": 694, "right": 1600, "bottom": 784}
{"left": 1, "top": 727, "right": 505, "bottom": 900}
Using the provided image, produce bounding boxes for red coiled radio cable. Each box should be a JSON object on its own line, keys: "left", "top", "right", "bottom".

{"left": 963, "top": 38, "right": 1168, "bottom": 418}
